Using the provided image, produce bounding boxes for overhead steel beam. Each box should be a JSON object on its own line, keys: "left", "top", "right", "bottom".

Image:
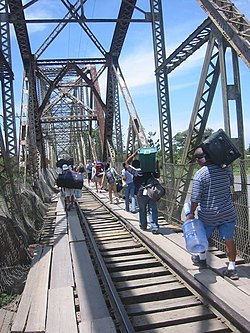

{"left": 8, "top": 0, "right": 32, "bottom": 68}
{"left": 158, "top": 18, "right": 212, "bottom": 74}
{"left": 105, "top": 0, "right": 137, "bottom": 160}
{"left": 197, "top": 0, "right": 250, "bottom": 68}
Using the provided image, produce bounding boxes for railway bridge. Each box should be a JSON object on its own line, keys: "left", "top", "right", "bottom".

{"left": 0, "top": 1, "right": 250, "bottom": 332}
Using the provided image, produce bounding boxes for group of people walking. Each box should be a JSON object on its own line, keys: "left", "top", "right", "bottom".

{"left": 57, "top": 138, "right": 240, "bottom": 281}
{"left": 85, "top": 152, "right": 161, "bottom": 234}
{"left": 57, "top": 162, "right": 85, "bottom": 211}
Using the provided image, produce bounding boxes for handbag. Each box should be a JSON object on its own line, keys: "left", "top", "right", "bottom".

{"left": 116, "top": 179, "right": 123, "bottom": 193}
{"left": 145, "top": 177, "right": 165, "bottom": 201}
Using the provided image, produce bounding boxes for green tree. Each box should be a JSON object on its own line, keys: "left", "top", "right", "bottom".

{"left": 173, "top": 128, "right": 214, "bottom": 163}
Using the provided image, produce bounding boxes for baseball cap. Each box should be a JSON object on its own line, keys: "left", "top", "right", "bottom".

{"left": 62, "top": 164, "right": 69, "bottom": 171}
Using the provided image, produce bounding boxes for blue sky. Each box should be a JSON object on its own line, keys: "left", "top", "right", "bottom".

{"left": 10, "top": 0, "right": 250, "bottom": 148}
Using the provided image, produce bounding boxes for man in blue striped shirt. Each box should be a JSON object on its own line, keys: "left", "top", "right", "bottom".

{"left": 186, "top": 146, "right": 238, "bottom": 280}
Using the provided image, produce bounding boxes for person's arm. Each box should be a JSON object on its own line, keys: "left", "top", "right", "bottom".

{"left": 100, "top": 171, "right": 105, "bottom": 187}
{"left": 185, "top": 202, "right": 198, "bottom": 221}
{"left": 125, "top": 149, "right": 140, "bottom": 168}
{"left": 122, "top": 170, "right": 126, "bottom": 181}
{"left": 154, "top": 160, "right": 160, "bottom": 178}
{"left": 114, "top": 168, "right": 120, "bottom": 178}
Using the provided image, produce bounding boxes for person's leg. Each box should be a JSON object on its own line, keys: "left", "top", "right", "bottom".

{"left": 191, "top": 223, "right": 215, "bottom": 267}
{"left": 108, "top": 183, "right": 112, "bottom": 202}
{"left": 130, "top": 183, "right": 136, "bottom": 213}
{"left": 97, "top": 177, "right": 103, "bottom": 192}
{"left": 218, "top": 221, "right": 238, "bottom": 279}
{"left": 138, "top": 196, "right": 148, "bottom": 230}
{"left": 225, "top": 239, "right": 237, "bottom": 261}
{"left": 94, "top": 177, "right": 98, "bottom": 191}
{"left": 113, "top": 182, "right": 119, "bottom": 203}
{"left": 70, "top": 189, "right": 75, "bottom": 207}
{"left": 64, "top": 188, "right": 71, "bottom": 211}
{"left": 148, "top": 199, "right": 159, "bottom": 233}
{"left": 124, "top": 186, "right": 129, "bottom": 211}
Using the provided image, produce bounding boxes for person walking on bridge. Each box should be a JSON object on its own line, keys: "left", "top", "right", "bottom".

{"left": 62, "top": 164, "right": 75, "bottom": 211}
{"left": 186, "top": 146, "right": 239, "bottom": 280}
{"left": 125, "top": 150, "right": 160, "bottom": 234}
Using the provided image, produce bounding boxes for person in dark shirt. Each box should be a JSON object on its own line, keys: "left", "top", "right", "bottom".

{"left": 125, "top": 149, "right": 160, "bottom": 234}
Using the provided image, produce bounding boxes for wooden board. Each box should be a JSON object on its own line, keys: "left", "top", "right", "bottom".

{"left": 68, "top": 209, "right": 85, "bottom": 242}
{"left": 0, "top": 309, "right": 14, "bottom": 333}
{"left": 189, "top": 269, "right": 250, "bottom": 324}
{"left": 79, "top": 317, "right": 116, "bottom": 333}
{"left": 56, "top": 194, "right": 65, "bottom": 214}
{"left": 138, "top": 318, "right": 231, "bottom": 333}
{"left": 46, "top": 287, "right": 78, "bottom": 333}
{"left": 54, "top": 215, "right": 67, "bottom": 235}
{"left": 24, "top": 246, "right": 52, "bottom": 333}
{"left": 11, "top": 247, "right": 44, "bottom": 333}
{"left": 70, "top": 241, "right": 110, "bottom": 322}
{"left": 50, "top": 234, "right": 74, "bottom": 289}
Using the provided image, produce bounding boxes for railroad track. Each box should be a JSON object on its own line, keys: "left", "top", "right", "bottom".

{"left": 76, "top": 187, "right": 247, "bottom": 333}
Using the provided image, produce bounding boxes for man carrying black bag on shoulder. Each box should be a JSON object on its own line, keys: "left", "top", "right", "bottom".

{"left": 62, "top": 164, "right": 75, "bottom": 211}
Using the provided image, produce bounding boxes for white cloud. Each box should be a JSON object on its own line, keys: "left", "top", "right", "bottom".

{"left": 120, "top": 47, "right": 155, "bottom": 88}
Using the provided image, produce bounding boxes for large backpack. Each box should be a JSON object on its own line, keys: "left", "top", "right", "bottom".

{"left": 95, "top": 162, "right": 103, "bottom": 176}
{"left": 106, "top": 168, "right": 116, "bottom": 184}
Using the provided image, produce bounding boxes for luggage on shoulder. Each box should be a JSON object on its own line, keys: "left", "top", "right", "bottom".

{"left": 138, "top": 147, "right": 157, "bottom": 172}
{"left": 201, "top": 129, "right": 241, "bottom": 167}
{"left": 56, "top": 172, "right": 83, "bottom": 189}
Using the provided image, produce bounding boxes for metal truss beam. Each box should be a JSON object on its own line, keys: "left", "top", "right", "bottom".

{"left": 104, "top": 0, "right": 137, "bottom": 160}
{"left": 197, "top": 0, "right": 250, "bottom": 68}
{"left": 158, "top": 18, "right": 212, "bottom": 74}
{"left": 0, "top": 0, "right": 17, "bottom": 157}
{"left": 150, "top": 0, "right": 173, "bottom": 172}
{"left": 41, "top": 115, "right": 97, "bottom": 123}
{"left": 170, "top": 36, "right": 221, "bottom": 219}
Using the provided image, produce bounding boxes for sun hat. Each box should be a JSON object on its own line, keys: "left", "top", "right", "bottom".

{"left": 62, "top": 164, "right": 69, "bottom": 171}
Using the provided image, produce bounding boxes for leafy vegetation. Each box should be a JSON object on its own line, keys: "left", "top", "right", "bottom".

{"left": 172, "top": 128, "right": 214, "bottom": 163}
{"left": 0, "top": 293, "right": 16, "bottom": 308}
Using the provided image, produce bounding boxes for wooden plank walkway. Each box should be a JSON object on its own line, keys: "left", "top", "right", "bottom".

{"left": 94, "top": 183, "right": 250, "bottom": 327}
{"left": 5, "top": 182, "right": 250, "bottom": 332}
{"left": 10, "top": 193, "right": 116, "bottom": 333}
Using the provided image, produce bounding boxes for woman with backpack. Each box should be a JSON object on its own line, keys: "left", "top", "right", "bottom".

{"left": 105, "top": 163, "right": 120, "bottom": 204}
{"left": 93, "top": 161, "right": 105, "bottom": 193}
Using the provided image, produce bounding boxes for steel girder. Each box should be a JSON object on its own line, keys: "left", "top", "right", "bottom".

{"left": 159, "top": 18, "right": 212, "bottom": 74}
{"left": 104, "top": 0, "right": 137, "bottom": 160}
{"left": 197, "top": 0, "right": 250, "bottom": 68}
{"left": 0, "top": 0, "right": 17, "bottom": 157}
{"left": 150, "top": 0, "right": 173, "bottom": 174}
{"left": 167, "top": 33, "right": 246, "bottom": 221}
{"left": 114, "top": 64, "right": 148, "bottom": 151}
{"left": 8, "top": 0, "right": 46, "bottom": 183}
{"left": 170, "top": 35, "right": 221, "bottom": 220}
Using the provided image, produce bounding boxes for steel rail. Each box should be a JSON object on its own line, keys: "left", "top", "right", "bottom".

{"left": 76, "top": 203, "right": 136, "bottom": 333}
{"left": 82, "top": 187, "right": 250, "bottom": 333}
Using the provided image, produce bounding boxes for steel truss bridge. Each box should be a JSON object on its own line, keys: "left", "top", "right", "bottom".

{"left": 0, "top": 0, "right": 250, "bottom": 288}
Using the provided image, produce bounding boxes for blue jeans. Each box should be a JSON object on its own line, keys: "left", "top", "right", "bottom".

{"left": 124, "top": 182, "right": 136, "bottom": 212}
{"left": 137, "top": 195, "right": 159, "bottom": 230}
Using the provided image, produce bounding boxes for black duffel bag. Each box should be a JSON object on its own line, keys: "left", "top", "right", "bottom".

{"left": 56, "top": 172, "right": 83, "bottom": 189}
